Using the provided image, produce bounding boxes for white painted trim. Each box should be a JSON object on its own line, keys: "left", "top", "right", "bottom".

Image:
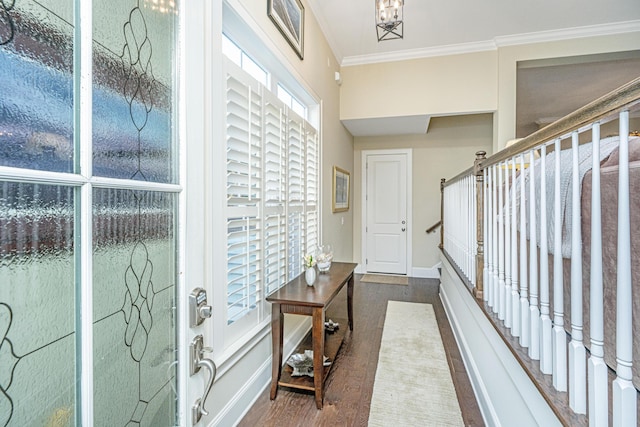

{"left": 411, "top": 262, "right": 441, "bottom": 279}
{"left": 361, "top": 149, "right": 413, "bottom": 276}
{"left": 210, "top": 317, "right": 312, "bottom": 427}
{"left": 209, "top": 358, "right": 272, "bottom": 427}
{"left": 342, "top": 40, "right": 496, "bottom": 67}
{"left": 78, "top": 0, "right": 93, "bottom": 423}
{"left": 494, "top": 20, "right": 640, "bottom": 47}
{"left": 439, "top": 253, "right": 562, "bottom": 427}
{"left": 181, "top": 0, "right": 215, "bottom": 424}
{"left": 341, "top": 20, "right": 640, "bottom": 67}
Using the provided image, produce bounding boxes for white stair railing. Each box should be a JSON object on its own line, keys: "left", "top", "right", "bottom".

{"left": 441, "top": 77, "right": 639, "bottom": 426}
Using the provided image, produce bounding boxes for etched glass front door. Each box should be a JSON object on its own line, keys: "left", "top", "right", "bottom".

{"left": 0, "top": 1, "right": 180, "bottom": 425}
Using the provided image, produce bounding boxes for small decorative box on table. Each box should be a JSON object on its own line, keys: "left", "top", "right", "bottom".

{"left": 266, "top": 262, "right": 357, "bottom": 409}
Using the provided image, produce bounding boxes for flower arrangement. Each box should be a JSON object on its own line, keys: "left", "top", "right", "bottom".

{"left": 303, "top": 253, "right": 316, "bottom": 269}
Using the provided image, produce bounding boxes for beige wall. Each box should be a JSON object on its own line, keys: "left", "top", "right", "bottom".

{"left": 353, "top": 114, "right": 493, "bottom": 271}
{"left": 340, "top": 51, "right": 499, "bottom": 120}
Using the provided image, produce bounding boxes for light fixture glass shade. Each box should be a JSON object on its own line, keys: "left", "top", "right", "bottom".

{"left": 376, "top": 0, "right": 403, "bottom": 41}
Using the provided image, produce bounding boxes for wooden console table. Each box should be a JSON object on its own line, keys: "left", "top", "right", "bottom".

{"left": 267, "top": 262, "right": 357, "bottom": 409}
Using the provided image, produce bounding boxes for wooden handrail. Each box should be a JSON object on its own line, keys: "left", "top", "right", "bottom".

{"left": 481, "top": 75, "right": 640, "bottom": 170}
{"left": 425, "top": 220, "right": 441, "bottom": 234}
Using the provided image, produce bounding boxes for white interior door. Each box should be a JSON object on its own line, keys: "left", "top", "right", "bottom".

{"left": 365, "top": 152, "right": 409, "bottom": 274}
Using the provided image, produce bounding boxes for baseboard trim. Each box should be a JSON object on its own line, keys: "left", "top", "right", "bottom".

{"left": 439, "top": 253, "right": 561, "bottom": 427}
{"left": 411, "top": 263, "right": 441, "bottom": 278}
{"left": 211, "top": 317, "right": 312, "bottom": 427}
{"left": 355, "top": 263, "right": 442, "bottom": 278}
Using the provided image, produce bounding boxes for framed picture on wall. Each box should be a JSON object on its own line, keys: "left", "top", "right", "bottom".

{"left": 332, "top": 166, "right": 350, "bottom": 213}
{"left": 267, "top": 0, "right": 305, "bottom": 60}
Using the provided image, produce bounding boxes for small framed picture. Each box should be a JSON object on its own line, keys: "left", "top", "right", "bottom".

{"left": 267, "top": 0, "right": 305, "bottom": 60}
{"left": 332, "top": 166, "right": 350, "bottom": 213}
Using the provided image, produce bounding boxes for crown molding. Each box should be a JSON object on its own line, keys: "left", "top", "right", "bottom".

{"left": 341, "top": 20, "right": 640, "bottom": 67}
{"left": 342, "top": 40, "right": 497, "bottom": 67}
{"left": 494, "top": 19, "right": 640, "bottom": 47}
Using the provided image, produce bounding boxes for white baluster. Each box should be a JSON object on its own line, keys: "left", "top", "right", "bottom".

{"left": 612, "top": 111, "right": 636, "bottom": 427}
{"left": 552, "top": 138, "right": 567, "bottom": 392}
{"left": 520, "top": 154, "right": 530, "bottom": 348}
{"left": 464, "top": 177, "right": 469, "bottom": 279}
{"left": 472, "top": 174, "right": 477, "bottom": 286}
{"left": 498, "top": 162, "right": 506, "bottom": 320}
{"left": 569, "top": 131, "right": 586, "bottom": 414}
{"left": 465, "top": 175, "right": 473, "bottom": 281}
{"left": 483, "top": 168, "right": 489, "bottom": 302}
{"left": 492, "top": 165, "right": 499, "bottom": 313}
{"left": 529, "top": 149, "right": 540, "bottom": 360}
{"left": 587, "top": 123, "right": 607, "bottom": 426}
{"left": 444, "top": 188, "right": 449, "bottom": 253}
{"left": 540, "top": 144, "right": 552, "bottom": 374}
{"left": 487, "top": 167, "right": 494, "bottom": 306}
{"left": 511, "top": 157, "right": 521, "bottom": 337}
{"left": 504, "top": 162, "right": 512, "bottom": 329}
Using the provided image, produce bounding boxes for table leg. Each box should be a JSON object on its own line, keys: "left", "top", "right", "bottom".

{"left": 347, "top": 273, "right": 354, "bottom": 331}
{"left": 270, "top": 303, "right": 283, "bottom": 400}
{"left": 312, "top": 307, "right": 325, "bottom": 409}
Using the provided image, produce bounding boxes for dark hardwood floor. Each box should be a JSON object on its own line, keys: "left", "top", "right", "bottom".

{"left": 238, "top": 275, "right": 484, "bottom": 427}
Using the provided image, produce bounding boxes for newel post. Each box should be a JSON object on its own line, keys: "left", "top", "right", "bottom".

{"left": 474, "top": 151, "right": 486, "bottom": 299}
{"left": 439, "top": 178, "right": 445, "bottom": 250}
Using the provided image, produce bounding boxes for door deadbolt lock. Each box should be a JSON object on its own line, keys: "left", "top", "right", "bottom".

{"left": 189, "top": 287, "right": 212, "bottom": 327}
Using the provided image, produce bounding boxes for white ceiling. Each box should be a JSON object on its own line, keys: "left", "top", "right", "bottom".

{"left": 304, "top": 0, "right": 640, "bottom": 137}
{"left": 306, "top": 0, "right": 640, "bottom": 66}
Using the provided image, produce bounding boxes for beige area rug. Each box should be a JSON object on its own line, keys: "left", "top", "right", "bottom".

{"left": 368, "top": 301, "right": 464, "bottom": 426}
{"left": 361, "top": 274, "right": 408, "bottom": 285}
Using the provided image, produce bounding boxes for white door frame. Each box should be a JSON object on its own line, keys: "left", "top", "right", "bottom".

{"left": 180, "top": 0, "right": 220, "bottom": 425}
{"left": 361, "top": 149, "right": 412, "bottom": 275}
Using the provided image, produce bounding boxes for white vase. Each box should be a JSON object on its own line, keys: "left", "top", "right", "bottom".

{"left": 316, "top": 244, "right": 333, "bottom": 273}
{"left": 305, "top": 267, "right": 316, "bottom": 286}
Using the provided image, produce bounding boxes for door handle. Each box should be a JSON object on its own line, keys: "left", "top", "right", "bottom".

{"left": 190, "top": 335, "right": 217, "bottom": 424}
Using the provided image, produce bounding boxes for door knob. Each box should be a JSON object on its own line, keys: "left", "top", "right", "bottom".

{"left": 190, "top": 335, "right": 217, "bottom": 424}
{"left": 402, "top": 228, "right": 406, "bottom": 232}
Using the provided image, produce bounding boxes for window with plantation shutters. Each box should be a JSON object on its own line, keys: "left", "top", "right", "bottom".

{"left": 223, "top": 57, "right": 319, "bottom": 333}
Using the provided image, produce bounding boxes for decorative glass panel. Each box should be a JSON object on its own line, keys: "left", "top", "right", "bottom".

{"left": 92, "top": 188, "right": 177, "bottom": 426}
{"left": 0, "top": 182, "right": 75, "bottom": 426}
{"left": 92, "top": 1, "right": 177, "bottom": 183}
{"left": 0, "top": 1, "right": 74, "bottom": 173}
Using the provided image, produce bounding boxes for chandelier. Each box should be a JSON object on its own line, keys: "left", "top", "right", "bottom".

{"left": 376, "top": 0, "right": 403, "bottom": 42}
